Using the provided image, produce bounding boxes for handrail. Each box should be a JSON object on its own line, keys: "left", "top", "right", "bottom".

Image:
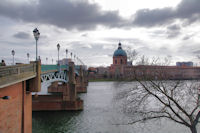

{"left": 0, "top": 64, "right": 36, "bottom": 78}
{"left": 41, "top": 68, "right": 68, "bottom": 74}
{"left": 0, "top": 63, "right": 37, "bottom": 88}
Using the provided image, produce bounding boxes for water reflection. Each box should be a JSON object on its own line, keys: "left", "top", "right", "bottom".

{"left": 33, "top": 82, "right": 197, "bottom": 133}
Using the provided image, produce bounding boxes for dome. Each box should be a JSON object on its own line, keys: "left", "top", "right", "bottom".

{"left": 113, "top": 42, "right": 127, "bottom": 57}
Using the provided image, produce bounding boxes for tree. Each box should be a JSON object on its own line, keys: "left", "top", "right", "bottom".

{"left": 135, "top": 55, "right": 149, "bottom": 65}
{"left": 124, "top": 46, "right": 138, "bottom": 64}
{"left": 117, "top": 59, "right": 200, "bottom": 133}
{"left": 136, "top": 55, "right": 172, "bottom": 66}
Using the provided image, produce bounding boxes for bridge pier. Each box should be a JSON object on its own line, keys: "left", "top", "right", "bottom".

{"left": 32, "top": 62, "right": 83, "bottom": 111}
{"left": 76, "top": 65, "right": 87, "bottom": 93}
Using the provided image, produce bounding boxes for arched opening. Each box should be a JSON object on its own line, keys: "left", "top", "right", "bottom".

{"left": 115, "top": 59, "right": 117, "bottom": 64}
{"left": 120, "top": 59, "right": 123, "bottom": 64}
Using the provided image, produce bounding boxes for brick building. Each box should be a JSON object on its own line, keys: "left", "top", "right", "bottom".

{"left": 108, "top": 42, "right": 200, "bottom": 80}
{"left": 88, "top": 42, "right": 200, "bottom": 80}
{"left": 109, "top": 42, "right": 127, "bottom": 78}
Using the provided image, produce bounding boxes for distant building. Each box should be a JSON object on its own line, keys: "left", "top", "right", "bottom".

{"left": 58, "top": 58, "right": 72, "bottom": 65}
{"left": 96, "top": 67, "right": 109, "bottom": 75}
{"left": 88, "top": 42, "right": 200, "bottom": 80}
{"left": 176, "top": 62, "right": 193, "bottom": 67}
{"left": 109, "top": 42, "right": 127, "bottom": 78}
{"left": 88, "top": 67, "right": 97, "bottom": 73}
{"left": 127, "top": 61, "right": 132, "bottom": 66}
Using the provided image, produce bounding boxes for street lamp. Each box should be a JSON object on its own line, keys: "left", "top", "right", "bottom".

{"left": 77, "top": 57, "right": 79, "bottom": 65}
{"left": 70, "top": 52, "right": 73, "bottom": 60}
{"left": 57, "top": 43, "right": 60, "bottom": 65}
{"left": 11, "top": 50, "right": 15, "bottom": 65}
{"left": 52, "top": 58, "right": 53, "bottom": 64}
{"left": 66, "top": 49, "right": 68, "bottom": 59}
{"left": 27, "top": 53, "right": 30, "bottom": 63}
{"left": 46, "top": 57, "right": 48, "bottom": 64}
{"left": 33, "top": 28, "right": 40, "bottom": 61}
{"left": 74, "top": 55, "right": 76, "bottom": 64}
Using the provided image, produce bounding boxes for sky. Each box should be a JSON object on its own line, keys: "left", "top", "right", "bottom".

{"left": 0, "top": 0, "right": 200, "bottom": 66}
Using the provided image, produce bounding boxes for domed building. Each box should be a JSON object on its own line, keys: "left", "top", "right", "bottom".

{"left": 109, "top": 42, "right": 128, "bottom": 78}
{"left": 113, "top": 42, "right": 127, "bottom": 65}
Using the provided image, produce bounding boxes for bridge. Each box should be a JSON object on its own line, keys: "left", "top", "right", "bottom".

{"left": 0, "top": 61, "right": 87, "bottom": 93}
{"left": 0, "top": 60, "right": 88, "bottom": 112}
{"left": 0, "top": 60, "right": 88, "bottom": 133}
{"left": 32, "top": 61, "right": 88, "bottom": 111}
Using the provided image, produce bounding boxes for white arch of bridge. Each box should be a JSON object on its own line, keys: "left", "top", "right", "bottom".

{"left": 41, "top": 71, "right": 69, "bottom": 89}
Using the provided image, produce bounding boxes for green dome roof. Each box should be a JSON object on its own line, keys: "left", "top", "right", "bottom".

{"left": 113, "top": 42, "right": 127, "bottom": 57}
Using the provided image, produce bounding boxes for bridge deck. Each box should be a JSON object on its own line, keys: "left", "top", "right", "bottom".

{"left": 0, "top": 63, "right": 37, "bottom": 88}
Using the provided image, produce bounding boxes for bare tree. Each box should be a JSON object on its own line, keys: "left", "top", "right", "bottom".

{"left": 117, "top": 59, "right": 200, "bottom": 133}
{"left": 135, "top": 55, "right": 149, "bottom": 65}
{"left": 124, "top": 46, "right": 138, "bottom": 64}
{"left": 136, "top": 55, "right": 172, "bottom": 66}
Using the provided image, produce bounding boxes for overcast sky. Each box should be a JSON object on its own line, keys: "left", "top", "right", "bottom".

{"left": 1, "top": 0, "right": 200, "bottom": 66}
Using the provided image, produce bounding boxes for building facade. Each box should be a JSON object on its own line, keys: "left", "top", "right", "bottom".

{"left": 109, "top": 42, "right": 128, "bottom": 78}
{"left": 176, "top": 62, "right": 193, "bottom": 67}
{"left": 88, "top": 42, "right": 200, "bottom": 80}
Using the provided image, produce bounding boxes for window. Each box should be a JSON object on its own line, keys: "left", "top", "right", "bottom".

{"left": 115, "top": 59, "right": 117, "bottom": 64}
{"left": 121, "top": 59, "right": 123, "bottom": 64}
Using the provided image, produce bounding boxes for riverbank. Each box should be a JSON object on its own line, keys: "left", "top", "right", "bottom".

{"left": 89, "top": 79, "right": 116, "bottom": 82}
{"left": 88, "top": 78, "right": 136, "bottom": 82}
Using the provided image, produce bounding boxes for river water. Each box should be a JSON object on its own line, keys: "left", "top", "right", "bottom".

{"left": 33, "top": 82, "right": 199, "bottom": 133}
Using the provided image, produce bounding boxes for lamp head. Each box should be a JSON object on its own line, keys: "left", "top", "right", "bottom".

{"left": 11, "top": 50, "right": 15, "bottom": 56}
{"left": 33, "top": 28, "right": 40, "bottom": 40}
{"left": 57, "top": 43, "right": 60, "bottom": 51}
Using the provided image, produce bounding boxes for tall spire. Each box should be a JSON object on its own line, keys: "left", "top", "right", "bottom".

{"left": 118, "top": 42, "right": 122, "bottom": 49}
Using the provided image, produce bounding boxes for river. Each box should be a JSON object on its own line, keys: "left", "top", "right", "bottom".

{"left": 33, "top": 82, "right": 199, "bottom": 133}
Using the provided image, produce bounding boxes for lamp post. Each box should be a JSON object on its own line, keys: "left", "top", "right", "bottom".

{"left": 33, "top": 28, "right": 40, "bottom": 61}
{"left": 74, "top": 55, "right": 76, "bottom": 64}
{"left": 52, "top": 58, "right": 53, "bottom": 64}
{"left": 66, "top": 49, "right": 68, "bottom": 65}
{"left": 70, "top": 52, "right": 73, "bottom": 61}
{"left": 77, "top": 57, "right": 80, "bottom": 65}
{"left": 27, "top": 53, "right": 30, "bottom": 63}
{"left": 66, "top": 49, "right": 68, "bottom": 59}
{"left": 57, "top": 44, "right": 60, "bottom": 65}
{"left": 77, "top": 57, "right": 79, "bottom": 65}
{"left": 11, "top": 50, "right": 15, "bottom": 65}
{"left": 57, "top": 44, "right": 60, "bottom": 72}
{"left": 46, "top": 57, "right": 48, "bottom": 64}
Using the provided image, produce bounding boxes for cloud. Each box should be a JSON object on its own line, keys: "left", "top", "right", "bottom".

{"left": 182, "top": 34, "right": 193, "bottom": 40}
{"left": 167, "top": 24, "right": 181, "bottom": 31}
{"left": 132, "top": 0, "right": 200, "bottom": 27}
{"left": 1, "top": 0, "right": 199, "bottom": 31}
{"left": 104, "top": 37, "right": 144, "bottom": 46}
{"left": 192, "top": 50, "right": 200, "bottom": 55}
{"left": 132, "top": 7, "right": 174, "bottom": 27}
{"left": 150, "top": 24, "right": 182, "bottom": 39}
{"left": 166, "top": 24, "right": 181, "bottom": 39}
{"left": 81, "top": 33, "right": 88, "bottom": 37}
{"left": 0, "top": 0, "right": 125, "bottom": 31}
{"left": 13, "top": 31, "right": 30, "bottom": 39}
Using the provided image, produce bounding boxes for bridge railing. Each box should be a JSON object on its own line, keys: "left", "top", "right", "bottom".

{"left": 0, "top": 63, "right": 37, "bottom": 88}
{"left": 41, "top": 65, "right": 69, "bottom": 74}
